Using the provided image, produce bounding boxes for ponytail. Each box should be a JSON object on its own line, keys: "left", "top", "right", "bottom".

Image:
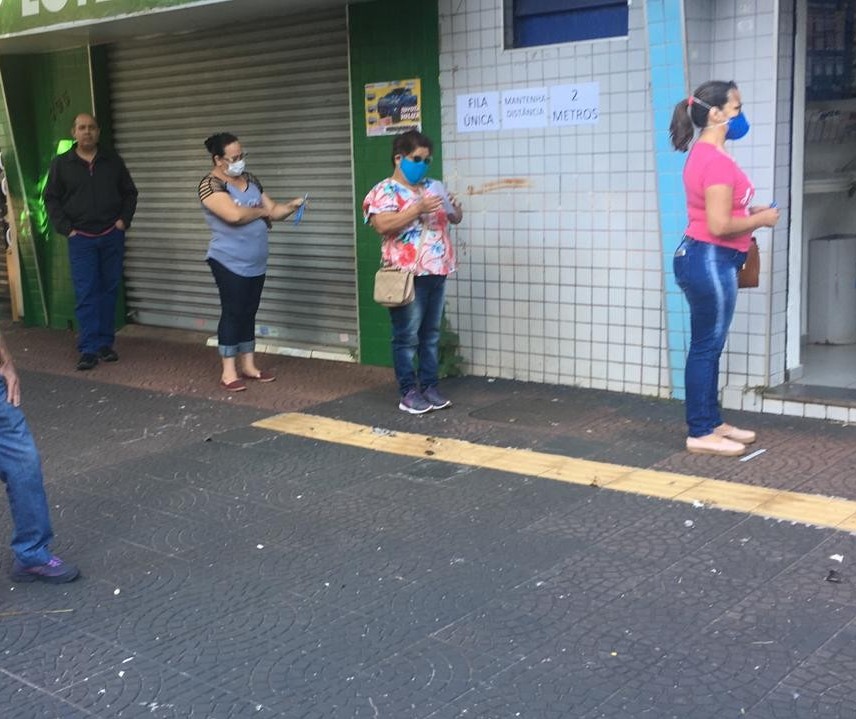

{"left": 669, "top": 99, "right": 694, "bottom": 152}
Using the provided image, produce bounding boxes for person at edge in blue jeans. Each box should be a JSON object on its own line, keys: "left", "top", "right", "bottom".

{"left": 198, "top": 133, "right": 306, "bottom": 392}
{"left": 363, "top": 130, "right": 463, "bottom": 414}
{"left": 0, "top": 330, "right": 79, "bottom": 583}
{"left": 669, "top": 81, "right": 780, "bottom": 456}
{"left": 44, "top": 113, "right": 138, "bottom": 372}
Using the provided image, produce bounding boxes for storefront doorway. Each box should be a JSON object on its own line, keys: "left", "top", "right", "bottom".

{"left": 797, "top": 0, "right": 856, "bottom": 391}
{"left": 106, "top": 7, "right": 358, "bottom": 356}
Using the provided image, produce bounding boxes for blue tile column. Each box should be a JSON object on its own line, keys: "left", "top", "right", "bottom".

{"left": 646, "top": 0, "right": 690, "bottom": 400}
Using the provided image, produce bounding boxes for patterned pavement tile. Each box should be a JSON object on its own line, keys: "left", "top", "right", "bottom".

{"left": 716, "top": 587, "right": 856, "bottom": 659}
{"left": 66, "top": 472, "right": 293, "bottom": 530}
{"left": 388, "top": 458, "right": 477, "bottom": 484}
{"left": 0, "top": 685, "right": 93, "bottom": 719}
{"left": 425, "top": 652, "right": 633, "bottom": 719}
{"left": 522, "top": 488, "right": 671, "bottom": 545}
{"left": 675, "top": 516, "right": 829, "bottom": 584}
{"left": 45, "top": 485, "right": 214, "bottom": 557}
{"left": 748, "top": 620, "right": 856, "bottom": 718}
{"left": 590, "top": 503, "right": 747, "bottom": 566}
{"left": 0, "top": 631, "right": 135, "bottom": 695}
{"left": 587, "top": 616, "right": 802, "bottom": 719}
{"left": 206, "top": 612, "right": 429, "bottom": 708}
{"left": 0, "top": 615, "right": 59, "bottom": 657}
{"left": 193, "top": 433, "right": 415, "bottom": 482}
{"left": 57, "top": 653, "right": 277, "bottom": 718}
{"left": 358, "top": 560, "right": 532, "bottom": 636}
{"left": 46, "top": 580, "right": 238, "bottom": 664}
{"left": 431, "top": 549, "right": 657, "bottom": 662}
{"left": 792, "top": 450, "right": 856, "bottom": 501}
{"left": 589, "top": 567, "right": 755, "bottom": 646}
{"left": 352, "top": 637, "right": 504, "bottom": 718}
{"left": 767, "top": 533, "right": 856, "bottom": 607}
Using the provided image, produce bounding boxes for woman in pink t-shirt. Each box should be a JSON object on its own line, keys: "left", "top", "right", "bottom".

{"left": 669, "top": 81, "right": 780, "bottom": 457}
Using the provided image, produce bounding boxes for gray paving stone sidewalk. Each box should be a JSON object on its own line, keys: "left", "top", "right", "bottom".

{"left": 1, "top": 370, "right": 855, "bottom": 717}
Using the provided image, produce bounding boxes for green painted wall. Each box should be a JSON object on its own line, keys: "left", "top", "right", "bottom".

{"left": 0, "top": 0, "right": 211, "bottom": 36}
{"left": 348, "top": 0, "right": 442, "bottom": 366}
{"left": 0, "top": 46, "right": 124, "bottom": 330}
{"left": 1, "top": 48, "right": 93, "bottom": 329}
{"left": 0, "top": 71, "right": 47, "bottom": 325}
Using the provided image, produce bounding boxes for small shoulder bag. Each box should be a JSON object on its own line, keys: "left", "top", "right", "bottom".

{"left": 737, "top": 237, "right": 760, "bottom": 288}
{"left": 373, "top": 225, "right": 426, "bottom": 308}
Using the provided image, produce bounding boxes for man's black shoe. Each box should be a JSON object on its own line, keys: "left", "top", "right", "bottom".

{"left": 76, "top": 353, "right": 98, "bottom": 371}
{"left": 98, "top": 346, "right": 119, "bottom": 362}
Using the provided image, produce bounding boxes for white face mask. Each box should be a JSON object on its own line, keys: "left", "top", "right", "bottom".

{"left": 225, "top": 159, "right": 245, "bottom": 177}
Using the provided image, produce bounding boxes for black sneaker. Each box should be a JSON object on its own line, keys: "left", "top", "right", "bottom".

{"left": 10, "top": 555, "right": 80, "bottom": 584}
{"left": 76, "top": 353, "right": 98, "bottom": 371}
{"left": 98, "top": 346, "right": 119, "bottom": 362}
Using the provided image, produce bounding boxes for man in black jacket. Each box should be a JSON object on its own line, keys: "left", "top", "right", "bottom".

{"left": 44, "top": 113, "right": 138, "bottom": 370}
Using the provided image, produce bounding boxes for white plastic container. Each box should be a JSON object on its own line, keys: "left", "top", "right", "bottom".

{"left": 808, "top": 233, "right": 856, "bottom": 344}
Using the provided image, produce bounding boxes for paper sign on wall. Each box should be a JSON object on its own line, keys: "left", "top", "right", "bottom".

{"left": 365, "top": 79, "right": 422, "bottom": 137}
{"left": 456, "top": 92, "right": 500, "bottom": 133}
{"left": 501, "top": 87, "right": 549, "bottom": 129}
{"left": 455, "top": 82, "right": 600, "bottom": 132}
{"left": 550, "top": 82, "right": 600, "bottom": 126}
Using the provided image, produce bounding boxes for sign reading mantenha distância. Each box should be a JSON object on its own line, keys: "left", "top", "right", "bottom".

{"left": 456, "top": 82, "right": 599, "bottom": 133}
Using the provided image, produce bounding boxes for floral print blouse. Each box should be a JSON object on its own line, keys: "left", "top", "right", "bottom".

{"left": 362, "top": 177, "right": 456, "bottom": 276}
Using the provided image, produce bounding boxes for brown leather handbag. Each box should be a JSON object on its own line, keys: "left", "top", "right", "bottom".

{"left": 738, "top": 237, "right": 759, "bottom": 288}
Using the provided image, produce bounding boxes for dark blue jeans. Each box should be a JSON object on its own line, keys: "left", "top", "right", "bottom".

{"left": 389, "top": 274, "right": 446, "bottom": 395}
{"left": 673, "top": 237, "right": 746, "bottom": 437}
{"left": 68, "top": 227, "right": 125, "bottom": 354}
{"left": 0, "top": 382, "right": 53, "bottom": 567}
{"left": 207, "top": 258, "right": 265, "bottom": 358}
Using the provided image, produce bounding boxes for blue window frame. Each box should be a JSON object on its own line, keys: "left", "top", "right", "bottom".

{"left": 507, "top": 0, "right": 629, "bottom": 48}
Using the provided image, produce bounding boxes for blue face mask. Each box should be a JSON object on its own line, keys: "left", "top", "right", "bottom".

{"left": 400, "top": 156, "right": 429, "bottom": 184}
{"left": 726, "top": 111, "right": 750, "bottom": 141}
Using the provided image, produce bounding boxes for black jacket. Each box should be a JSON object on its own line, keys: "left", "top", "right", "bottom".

{"left": 43, "top": 145, "right": 138, "bottom": 236}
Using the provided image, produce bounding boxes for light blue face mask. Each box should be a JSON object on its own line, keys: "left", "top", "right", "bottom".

{"left": 400, "top": 156, "right": 430, "bottom": 184}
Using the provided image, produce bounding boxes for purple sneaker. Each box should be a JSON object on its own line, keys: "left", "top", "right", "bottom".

{"left": 422, "top": 385, "right": 452, "bottom": 410}
{"left": 398, "top": 388, "right": 432, "bottom": 414}
{"left": 10, "top": 555, "right": 80, "bottom": 584}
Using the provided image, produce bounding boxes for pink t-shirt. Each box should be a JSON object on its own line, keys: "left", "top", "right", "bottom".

{"left": 683, "top": 141, "right": 755, "bottom": 252}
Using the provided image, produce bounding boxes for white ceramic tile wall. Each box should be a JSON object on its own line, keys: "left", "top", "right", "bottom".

{"left": 438, "top": 0, "right": 668, "bottom": 396}
{"left": 438, "top": 0, "right": 796, "bottom": 412}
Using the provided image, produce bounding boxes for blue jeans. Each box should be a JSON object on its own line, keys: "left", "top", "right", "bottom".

{"left": 0, "top": 383, "right": 53, "bottom": 566}
{"left": 673, "top": 237, "right": 746, "bottom": 437}
{"left": 207, "top": 258, "right": 265, "bottom": 358}
{"left": 68, "top": 227, "right": 125, "bottom": 354}
{"left": 389, "top": 274, "right": 446, "bottom": 395}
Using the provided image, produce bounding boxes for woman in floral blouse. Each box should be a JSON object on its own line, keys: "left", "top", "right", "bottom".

{"left": 363, "top": 130, "right": 463, "bottom": 414}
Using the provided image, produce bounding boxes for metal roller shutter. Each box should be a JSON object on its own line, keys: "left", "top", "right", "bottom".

{"left": 107, "top": 8, "right": 357, "bottom": 353}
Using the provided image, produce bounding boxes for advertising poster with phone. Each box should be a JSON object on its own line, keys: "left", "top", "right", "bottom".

{"left": 365, "top": 79, "right": 422, "bottom": 137}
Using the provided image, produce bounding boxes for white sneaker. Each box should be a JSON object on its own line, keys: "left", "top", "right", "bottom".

{"left": 686, "top": 434, "right": 747, "bottom": 457}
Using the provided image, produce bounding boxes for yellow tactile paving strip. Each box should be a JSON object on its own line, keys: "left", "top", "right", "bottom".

{"left": 253, "top": 413, "right": 856, "bottom": 533}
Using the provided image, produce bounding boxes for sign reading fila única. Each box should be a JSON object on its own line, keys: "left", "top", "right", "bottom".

{"left": 0, "top": 0, "right": 226, "bottom": 37}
